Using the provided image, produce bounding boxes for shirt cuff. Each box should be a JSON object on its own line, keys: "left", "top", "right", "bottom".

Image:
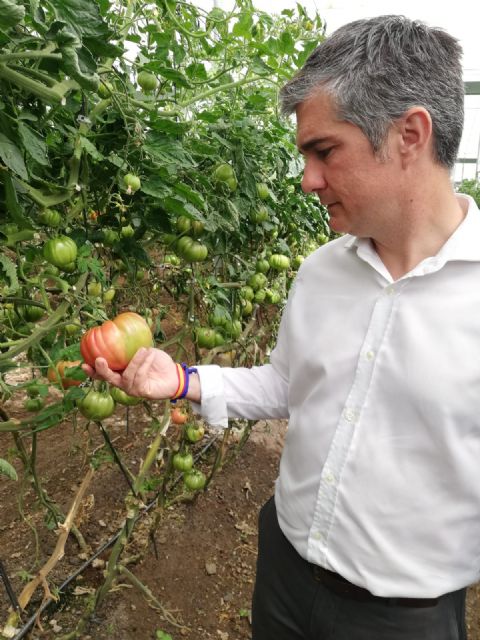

{"left": 189, "top": 364, "right": 229, "bottom": 429}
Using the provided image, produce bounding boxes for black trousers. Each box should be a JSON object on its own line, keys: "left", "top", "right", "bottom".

{"left": 252, "top": 497, "right": 467, "bottom": 640}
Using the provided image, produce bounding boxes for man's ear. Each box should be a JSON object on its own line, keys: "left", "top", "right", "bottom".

{"left": 395, "top": 107, "right": 433, "bottom": 166}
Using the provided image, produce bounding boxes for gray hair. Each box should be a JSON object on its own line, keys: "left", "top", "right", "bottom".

{"left": 280, "top": 15, "right": 464, "bottom": 169}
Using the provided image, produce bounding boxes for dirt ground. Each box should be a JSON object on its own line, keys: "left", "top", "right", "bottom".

{"left": 1, "top": 401, "right": 480, "bottom": 639}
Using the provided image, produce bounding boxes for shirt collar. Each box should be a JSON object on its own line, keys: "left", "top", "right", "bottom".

{"left": 343, "top": 194, "right": 480, "bottom": 270}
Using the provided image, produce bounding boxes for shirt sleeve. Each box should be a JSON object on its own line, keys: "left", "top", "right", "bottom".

{"left": 190, "top": 285, "right": 294, "bottom": 428}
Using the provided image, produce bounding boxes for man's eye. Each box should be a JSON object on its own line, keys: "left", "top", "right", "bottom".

{"left": 316, "top": 147, "right": 332, "bottom": 159}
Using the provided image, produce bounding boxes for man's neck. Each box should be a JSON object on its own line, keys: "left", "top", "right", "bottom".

{"left": 371, "top": 181, "right": 467, "bottom": 281}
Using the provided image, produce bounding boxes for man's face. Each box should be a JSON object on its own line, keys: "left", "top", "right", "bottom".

{"left": 296, "top": 91, "right": 402, "bottom": 238}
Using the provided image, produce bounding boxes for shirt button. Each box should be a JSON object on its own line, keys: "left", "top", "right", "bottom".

{"left": 325, "top": 472, "right": 335, "bottom": 483}
{"left": 313, "top": 531, "right": 323, "bottom": 541}
{"left": 366, "top": 350, "right": 375, "bottom": 361}
{"left": 385, "top": 286, "right": 395, "bottom": 295}
{"left": 344, "top": 408, "right": 356, "bottom": 422}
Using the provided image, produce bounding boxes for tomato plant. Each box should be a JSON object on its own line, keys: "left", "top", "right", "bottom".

{"left": 80, "top": 312, "right": 153, "bottom": 371}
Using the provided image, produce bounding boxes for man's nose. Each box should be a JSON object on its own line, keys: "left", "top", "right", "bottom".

{"left": 301, "top": 161, "right": 327, "bottom": 193}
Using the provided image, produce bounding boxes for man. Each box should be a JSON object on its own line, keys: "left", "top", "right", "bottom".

{"left": 84, "top": 15, "right": 479, "bottom": 639}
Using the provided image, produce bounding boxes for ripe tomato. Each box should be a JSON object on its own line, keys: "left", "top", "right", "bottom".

{"left": 77, "top": 391, "right": 115, "bottom": 421}
{"left": 110, "top": 386, "right": 142, "bottom": 406}
{"left": 38, "top": 209, "right": 61, "bottom": 227}
{"left": 183, "top": 469, "right": 206, "bottom": 491}
{"left": 171, "top": 407, "right": 188, "bottom": 424}
{"left": 172, "top": 452, "right": 194, "bottom": 472}
{"left": 269, "top": 254, "right": 290, "bottom": 271}
{"left": 80, "top": 311, "right": 153, "bottom": 371}
{"left": 123, "top": 173, "right": 141, "bottom": 194}
{"left": 186, "top": 424, "right": 205, "bottom": 443}
{"left": 47, "top": 360, "right": 83, "bottom": 389}
{"left": 43, "top": 236, "right": 77, "bottom": 271}
{"left": 137, "top": 70, "right": 158, "bottom": 92}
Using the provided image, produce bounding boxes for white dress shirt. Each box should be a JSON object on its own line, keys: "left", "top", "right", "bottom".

{"left": 194, "top": 194, "right": 480, "bottom": 598}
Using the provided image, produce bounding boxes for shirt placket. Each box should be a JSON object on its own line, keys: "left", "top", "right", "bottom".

{"left": 307, "top": 280, "right": 408, "bottom": 565}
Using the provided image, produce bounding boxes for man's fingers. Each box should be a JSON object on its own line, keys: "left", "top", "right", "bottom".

{"left": 93, "top": 357, "right": 123, "bottom": 387}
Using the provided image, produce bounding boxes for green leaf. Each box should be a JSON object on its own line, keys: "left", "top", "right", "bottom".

{"left": 232, "top": 12, "right": 253, "bottom": 38}
{"left": 156, "top": 66, "right": 190, "bottom": 88}
{"left": 155, "top": 631, "right": 172, "bottom": 640}
{"left": 0, "top": 253, "right": 19, "bottom": 293}
{"left": 0, "top": 458, "right": 17, "bottom": 481}
{"left": 18, "top": 122, "right": 48, "bottom": 166}
{"left": 172, "top": 182, "right": 207, "bottom": 211}
{"left": 0, "top": 132, "right": 28, "bottom": 180}
{"left": 80, "top": 136, "right": 104, "bottom": 161}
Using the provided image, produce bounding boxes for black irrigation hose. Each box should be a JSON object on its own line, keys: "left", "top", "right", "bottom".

{"left": 12, "top": 433, "right": 221, "bottom": 640}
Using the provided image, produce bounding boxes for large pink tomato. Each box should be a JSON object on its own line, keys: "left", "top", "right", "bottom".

{"left": 81, "top": 312, "right": 153, "bottom": 371}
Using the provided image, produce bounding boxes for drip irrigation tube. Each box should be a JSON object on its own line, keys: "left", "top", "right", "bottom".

{"left": 12, "top": 433, "right": 221, "bottom": 640}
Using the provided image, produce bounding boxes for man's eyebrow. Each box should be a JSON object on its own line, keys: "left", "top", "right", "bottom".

{"left": 297, "top": 137, "right": 334, "bottom": 154}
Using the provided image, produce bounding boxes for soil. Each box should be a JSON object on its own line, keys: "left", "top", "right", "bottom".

{"left": 1, "top": 396, "right": 480, "bottom": 640}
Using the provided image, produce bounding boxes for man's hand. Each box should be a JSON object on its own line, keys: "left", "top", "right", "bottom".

{"left": 82, "top": 347, "right": 179, "bottom": 401}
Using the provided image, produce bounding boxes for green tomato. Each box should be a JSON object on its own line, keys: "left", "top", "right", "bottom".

{"left": 120, "top": 224, "right": 135, "bottom": 239}
{"left": 183, "top": 469, "right": 207, "bottom": 491}
{"left": 224, "top": 319, "right": 242, "bottom": 339}
{"left": 292, "top": 255, "right": 305, "bottom": 269}
{"left": 87, "top": 281, "right": 102, "bottom": 297}
{"left": 22, "top": 305, "right": 44, "bottom": 322}
{"left": 137, "top": 70, "right": 158, "bottom": 93}
{"left": 98, "top": 80, "right": 113, "bottom": 98}
{"left": 172, "top": 452, "right": 194, "bottom": 472}
{"left": 269, "top": 254, "right": 291, "bottom": 271}
{"left": 24, "top": 398, "right": 44, "bottom": 412}
{"left": 214, "top": 163, "right": 234, "bottom": 182}
{"left": 181, "top": 240, "right": 208, "bottom": 262}
{"left": 102, "top": 288, "right": 116, "bottom": 303}
{"left": 247, "top": 272, "right": 267, "bottom": 291}
{"left": 196, "top": 327, "right": 217, "bottom": 349}
{"left": 186, "top": 424, "right": 205, "bottom": 443}
{"left": 38, "top": 209, "right": 61, "bottom": 227}
{"left": 250, "top": 205, "right": 269, "bottom": 224}
{"left": 226, "top": 176, "right": 238, "bottom": 192}
{"left": 241, "top": 299, "right": 253, "bottom": 316}
{"left": 123, "top": 173, "right": 141, "bottom": 194}
{"left": 103, "top": 229, "right": 120, "bottom": 246}
{"left": 175, "top": 216, "right": 192, "bottom": 234}
{"left": 43, "top": 236, "right": 78, "bottom": 270}
{"left": 214, "top": 331, "right": 225, "bottom": 347}
{"left": 109, "top": 386, "right": 142, "bottom": 406}
{"left": 254, "top": 289, "right": 266, "bottom": 303}
{"left": 191, "top": 221, "right": 205, "bottom": 238}
{"left": 164, "top": 254, "right": 181, "bottom": 266}
{"left": 256, "top": 182, "right": 270, "bottom": 200}
{"left": 317, "top": 233, "right": 329, "bottom": 245}
{"left": 65, "top": 322, "right": 81, "bottom": 336}
{"left": 240, "top": 286, "right": 255, "bottom": 301}
{"left": 255, "top": 259, "right": 270, "bottom": 274}
{"left": 77, "top": 391, "right": 116, "bottom": 421}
